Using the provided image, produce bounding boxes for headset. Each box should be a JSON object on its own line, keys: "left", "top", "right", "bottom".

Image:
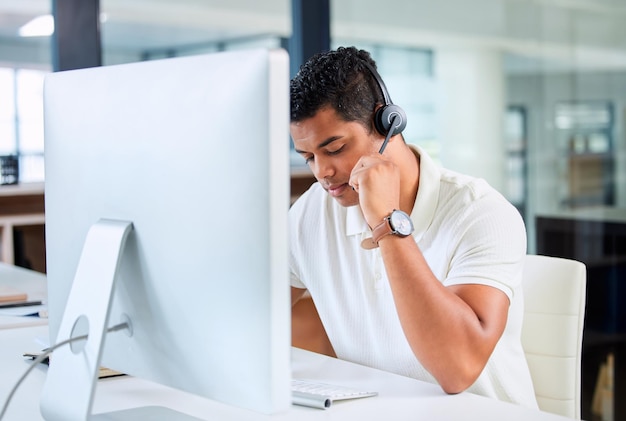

{"left": 362, "top": 61, "right": 407, "bottom": 138}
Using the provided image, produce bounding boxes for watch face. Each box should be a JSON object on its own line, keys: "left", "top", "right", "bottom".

{"left": 390, "top": 210, "right": 414, "bottom": 236}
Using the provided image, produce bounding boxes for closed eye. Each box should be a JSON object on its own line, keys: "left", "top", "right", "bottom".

{"left": 327, "top": 145, "right": 345, "bottom": 156}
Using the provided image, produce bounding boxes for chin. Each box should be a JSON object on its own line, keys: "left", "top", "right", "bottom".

{"left": 333, "top": 193, "right": 359, "bottom": 208}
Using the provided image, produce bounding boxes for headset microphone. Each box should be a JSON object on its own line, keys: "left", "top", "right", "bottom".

{"left": 362, "top": 61, "right": 407, "bottom": 140}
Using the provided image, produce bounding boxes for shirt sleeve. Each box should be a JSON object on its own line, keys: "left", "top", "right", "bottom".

{"left": 442, "top": 191, "right": 527, "bottom": 302}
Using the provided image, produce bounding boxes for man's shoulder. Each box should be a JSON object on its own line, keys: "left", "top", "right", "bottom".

{"left": 431, "top": 167, "right": 523, "bottom": 239}
{"left": 290, "top": 182, "right": 340, "bottom": 225}
{"left": 437, "top": 167, "right": 504, "bottom": 205}
{"left": 290, "top": 181, "right": 324, "bottom": 214}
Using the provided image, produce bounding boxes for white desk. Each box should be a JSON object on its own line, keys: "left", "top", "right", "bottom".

{"left": 0, "top": 326, "right": 573, "bottom": 421}
{"left": 0, "top": 263, "right": 47, "bottom": 329}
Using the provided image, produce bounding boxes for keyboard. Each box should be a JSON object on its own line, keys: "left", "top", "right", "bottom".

{"left": 291, "top": 379, "right": 378, "bottom": 409}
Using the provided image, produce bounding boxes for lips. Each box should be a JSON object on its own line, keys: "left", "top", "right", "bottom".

{"left": 327, "top": 183, "right": 349, "bottom": 197}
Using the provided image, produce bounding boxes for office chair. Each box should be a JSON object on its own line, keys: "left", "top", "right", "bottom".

{"left": 521, "top": 254, "right": 587, "bottom": 419}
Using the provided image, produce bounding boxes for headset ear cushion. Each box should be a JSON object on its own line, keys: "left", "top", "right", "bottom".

{"left": 374, "top": 104, "right": 407, "bottom": 136}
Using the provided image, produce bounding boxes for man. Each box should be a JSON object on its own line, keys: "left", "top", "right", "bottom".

{"left": 289, "top": 46, "right": 537, "bottom": 408}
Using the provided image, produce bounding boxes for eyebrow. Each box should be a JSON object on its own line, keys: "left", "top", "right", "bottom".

{"left": 294, "top": 136, "right": 343, "bottom": 154}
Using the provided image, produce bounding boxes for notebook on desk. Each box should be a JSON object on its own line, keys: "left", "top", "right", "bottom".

{"left": 0, "top": 285, "right": 27, "bottom": 304}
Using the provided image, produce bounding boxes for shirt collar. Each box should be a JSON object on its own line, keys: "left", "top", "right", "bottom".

{"left": 344, "top": 145, "right": 441, "bottom": 242}
{"left": 408, "top": 145, "right": 440, "bottom": 242}
{"left": 346, "top": 205, "right": 368, "bottom": 236}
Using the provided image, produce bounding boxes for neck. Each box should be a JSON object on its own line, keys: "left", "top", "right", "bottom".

{"left": 397, "top": 141, "right": 420, "bottom": 215}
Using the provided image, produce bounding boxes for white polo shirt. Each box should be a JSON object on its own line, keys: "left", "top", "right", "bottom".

{"left": 289, "top": 145, "right": 538, "bottom": 408}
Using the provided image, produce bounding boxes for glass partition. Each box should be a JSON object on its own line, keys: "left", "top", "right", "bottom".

{"left": 0, "top": 0, "right": 50, "bottom": 183}
{"left": 331, "top": 2, "right": 626, "bottom": 419}
{"left": 100, "top": 1, "right": 290, "bottom": 65}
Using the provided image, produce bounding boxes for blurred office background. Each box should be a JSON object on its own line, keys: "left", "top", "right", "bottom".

{"left": 0, "top": 0, "right": 624, "bottom": 419}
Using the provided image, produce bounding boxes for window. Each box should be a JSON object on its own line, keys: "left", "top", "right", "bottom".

{"left": 0, "top": 66, "right": 47, "bottom": 183}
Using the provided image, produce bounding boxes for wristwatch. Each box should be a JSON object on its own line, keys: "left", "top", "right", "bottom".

{"left": 361, "top": 209, "right": 414, "bottom": 249}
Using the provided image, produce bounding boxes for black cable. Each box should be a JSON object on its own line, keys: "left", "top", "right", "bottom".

{"left": 0, "top": 321, "right": 129, "bottom": 420}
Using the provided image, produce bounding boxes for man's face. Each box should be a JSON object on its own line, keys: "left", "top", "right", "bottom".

{"left": 291, "top": 107, "right": 379, "bottom": 207}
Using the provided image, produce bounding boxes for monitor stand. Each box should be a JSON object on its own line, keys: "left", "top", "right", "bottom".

{"left": 39, "top": 219, "right": 204, "bottom": 421}
{"left": 91, "top": 406, "right": 205, "bottom": 420}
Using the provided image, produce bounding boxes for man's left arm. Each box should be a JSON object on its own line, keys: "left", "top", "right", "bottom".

{"left": 378, "top": 235, "right": 510, "bottom": 394}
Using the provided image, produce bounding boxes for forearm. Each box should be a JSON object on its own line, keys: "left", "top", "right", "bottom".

{"left": 379, "top": 235, "right": 507, "bottom": 393}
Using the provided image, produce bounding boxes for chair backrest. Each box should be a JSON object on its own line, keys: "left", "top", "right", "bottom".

{"left": 521, "top": 254, "right": 586, "bottom": 419}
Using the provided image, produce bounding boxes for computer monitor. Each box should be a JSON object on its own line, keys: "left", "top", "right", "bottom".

{"left": 41, "top": 48, "right": 291, "bottom": 419}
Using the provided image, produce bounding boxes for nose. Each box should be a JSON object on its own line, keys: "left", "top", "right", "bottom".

{"left": 311, "top": 155, "right": 334, "bottom": 181}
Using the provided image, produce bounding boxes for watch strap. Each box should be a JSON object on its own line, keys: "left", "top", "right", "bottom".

{"left": 361, "top": 217, "right": 392, "bottom": 250}
{"left": 372, "top": 217, "right": 394, "bottom": 244}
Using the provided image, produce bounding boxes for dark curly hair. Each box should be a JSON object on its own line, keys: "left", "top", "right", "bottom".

{"left": 290, "top": 46, "right": 383, "bottom": 133}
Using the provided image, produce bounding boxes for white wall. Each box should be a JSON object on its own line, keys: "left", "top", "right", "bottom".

{"left": 435, "top": 47, "right": 506, "bottom": 194}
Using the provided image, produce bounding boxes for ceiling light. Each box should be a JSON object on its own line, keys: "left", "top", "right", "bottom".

{"left": 19, "top": 14, "right": 54, "bottom": 37}
{"left": 18, "top": 13, "right": 108, "bottom": 38}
